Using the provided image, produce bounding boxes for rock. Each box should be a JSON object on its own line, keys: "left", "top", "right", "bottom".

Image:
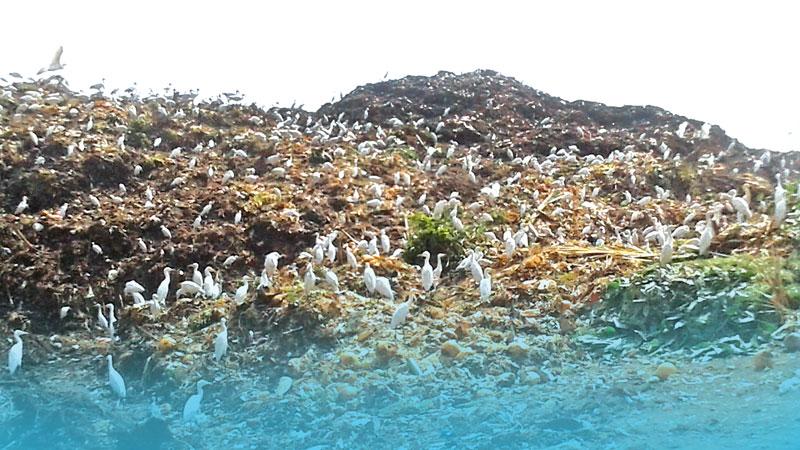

{"left": 339, "top": 351, "right": 360, "bottom": 368}
{"left": 784, "top": 333, "right": 800, "bottom": 352}
{"left": 335, "top": 383, "right": 359, "bottom": 401}
{"left": 496, "top": 372, "right": 516, "bottom": 387}
{"left": 521, "top": 370, "right": 543, "bottom": 385}
{"left": 752, "top": 350, "right": 774, "bottom": 371}
{"left": 374, "top": 341, "right": 398, "bottom": 363}
{"left": 275, "top": 376, "right": 293, "bottom": 396}
{"left": 440, "top": 340, "right": 463, "bottom": 358}
{"left": 655, "top": 362, "right": 678, "bottom": 381}
{"left": 505, "top": 340, "right": 530, "bottom": 359}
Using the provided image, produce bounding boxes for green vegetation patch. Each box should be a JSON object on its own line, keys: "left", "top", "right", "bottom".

{"left": 583, "top": 254, "right": 800, "bottom": 351}
{"left": 404, "top": 212, "right": 465, "bottom": 266}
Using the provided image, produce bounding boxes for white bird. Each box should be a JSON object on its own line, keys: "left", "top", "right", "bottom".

{"left": 200, "top": 202, "right": 213, "bottom": 217}
{"left": 774, "top": 175, "right": 787, "bottom": 227}
{"left": 155, "top": 267, "right": 174, "bottom": 304}
{"left": 504, "top": 236, "right": 516, "bottom": 258}
{"left": 469, "top": 254, "right": 484, "bottom": 283}
{"left": 106, "top": 304, "right": 117, "bottom": 338}
{"left": 15, "top": 196, "right": 29, "bottom": 214}
{"left": 203, "top": 267, "right": 216, "bottom": 298}
{"left": 95, "top": 304, "right": 109, "bottom": 331}
{"left": 7, "top": 330, "right": 28, "bottom": 375}
{"left": 160, "top": 225, "right": 172, "bottom": 239}
{"left": 257, "top": 269, "right": 272, "bottom": 290}
{"left": 222, "top": 256, "right": 238, "bottom": 268}
{"left": 698, "top": 218, "right": 714, "bottom": 257}
{"left": 660, "top": 232, "right": 673, "bottom": 265}
{"left": 419, "top": 251, "right": 434, "bottom": 292}
{"left": 38, "top": 46, "right": 65, "bottom": 74}
{"left": 107, "top": 355, "right": 126, "bottom": 399}
{"left": 213, "top": 318, "right": 228, "bottom": 361}
{"left": 264, "top": 252, "right": 282, "bottom": 277}
{"left": 303, "top": 263, "right": 318, "bottom": 294}
{"left": 123, "top": 280, "right": 145, "bottom": 297}
{"left": 176, "top": 281, "right": 203, "bottom": 298}
{"left": 234, "top": 210, "right": 242, "bottom": 224}
{"left": 60, "top": 306, "right": 71, "bottom": 319}
{"left": 731, "top": 195, "right": 751, "bottom": 223}
{"left": 390, "top": 297, "right": 414, "bottom": 328}
{"left": 433, "top": 253, "right": 445, "bottom": 284}
{"left": 189, "top": 263, "right": 203, "bottom": 286}
{"left": 374, "top": 276, "right": 394, "bottom": 301}
{"left": 479, "top": 269, "right": 492, "bottom": 302}
{"left": 346, "top": 246, "right": 358, "bottom": 270}
{"left": 91, "top": 242, "right": 103, "bottom": 255}
{"left": 234, "top": 277, "right": 250, "bottom": 303}
{"left": 323, "top": 269, "right": 340, "bottom": 293}
{"left": 363, "top": 263, "right": 376, "bottom": 294}
{"left": 183, "top": 380, "right": 212, "bottom": 423}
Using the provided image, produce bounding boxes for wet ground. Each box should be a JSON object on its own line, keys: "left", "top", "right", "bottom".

{"left": 1, "top": 346, "right": 797, "bottom": 450}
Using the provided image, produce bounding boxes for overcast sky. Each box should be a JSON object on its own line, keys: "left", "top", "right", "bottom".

{"left": 3, "top": 1, "right": 798, "bottom": 151}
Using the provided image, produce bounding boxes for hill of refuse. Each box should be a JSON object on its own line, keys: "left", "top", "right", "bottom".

{"left": 0, "top": 68, "right": 799, "bottom": 388}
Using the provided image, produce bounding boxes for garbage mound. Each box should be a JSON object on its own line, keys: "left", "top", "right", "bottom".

{"left": 0, "top": 69, "right": 798, "bottom": 382}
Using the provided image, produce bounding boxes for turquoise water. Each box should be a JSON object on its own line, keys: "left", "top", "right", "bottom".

{"left": 2, "top": 354, "right": 798, "bottom": 450}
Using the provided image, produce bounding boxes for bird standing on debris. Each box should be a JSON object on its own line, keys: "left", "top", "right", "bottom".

{"left": 774, "top": 174, "right": 787, "bottom": 227}
{"left": 375, "top": 276, "right": 394, "bottom": 301}
{"left": 363, "top": 263, "right": 376, "bottom": 294}
{"left": 183, "top": 380, "right": 212, "bottom": 422}
{"left": 213, "top": 318, "right": 228, "bottom": 362}
{"left": 15, "top": 196, "right": 29, "bottom": 215}
{"left": 234, "top": 277, "right": 250, "bottom": 303}
{"left": 698, "top": 214, "right": 714, "bottom": 257}
{"left": 7, "top": 330, "right": 28, "bottom": 375}
{"left": 390, "top": 297, "right": 414, "bottom": 328}
{"left": 420, "top": 251, "right": 434, "bottom": 292}
{"left": 107, "top": 355, "right": 126, "bottom": 399}
{"left": 155, "top": 267, "right": 174, "bottom": 304}
{"left": 303, "top": 263, "right": 318, "bottom": 294}
{"left": 480, "top": 269, "right": 492, "bottom": 302}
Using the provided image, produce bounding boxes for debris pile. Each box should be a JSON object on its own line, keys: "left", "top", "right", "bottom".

{"left": 1, "top": 69, "right": 799, "bottom": 443}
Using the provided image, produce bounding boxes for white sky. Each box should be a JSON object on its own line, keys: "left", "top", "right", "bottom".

{"left": 2, "top": 1, "right": 798, "bottom": 151}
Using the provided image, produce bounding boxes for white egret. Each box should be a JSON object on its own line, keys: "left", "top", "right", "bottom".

{"left": 480, "top": 269, "right": 492, "bottom": 302}
{"left": 346, "top": 246, "right": 358, "bottom": 270}
{"left": 303, "top": 263, "right": 318, "bottom": 294}
{"left": 390, "top": 297, "right": 414, "bottom": 328}
{"left": 775, "top": 174, "right": 787, "bottom": 227}
{"left": 375, "top": 276, "right": 394, "bottom": 301}
{"left": 95, "top": 304, "right": 109, "bottom": 331}
{"left": 107, "top": 355, "right": 126, "bottom": 399}
{"left": 7, "top": 330, "right": 28, "bottom": 375}
{"left": 264, "top": 252, "right": 282, "bottom": 277}
{"left": 189, "top": 263, "right": 203, "bottom": 286}
{"left": 106, "top": 304, "right": 117, "bottom": 338}
{"left": 323, "top": 269, "right": 340, "bottom": 293}
{"left": 234, "top": 276, "right": 250, "bottom": 303}
{"left": 155, "top": 267, "right": 174, "bottom": 304}
{"left": 124, "top": 280, "right": 145, "bottom": 297}
{"left": 698, "top": 216, "right": 714, "bottom": 257}
{"left": 183, "top": 380, "right": 212, "bottom": 423}
{"left": 419, "top": 251, "right": 434, "bottom": 292}
{"left": 660, "top": 232, "right": 673, "bottom": 265}
{"left": 176, "top": 281, "right": 203, "bottom": 298}
{"left": 213, "top": 318, "right": 228, "bottom": 361}
{"left": 363, "top": 263, "right": 376, "bottom": 294}
{"left": 433, "top": 253, "right": 445, "bottom": 284}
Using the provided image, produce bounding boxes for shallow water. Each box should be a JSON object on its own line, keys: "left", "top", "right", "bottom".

{"left": 2, "top": 350, "right": 798, "bottom": 450}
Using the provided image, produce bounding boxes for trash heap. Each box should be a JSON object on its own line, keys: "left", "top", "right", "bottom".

{"left": 0, "top": 68, "right": 799, "bottom": 393}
